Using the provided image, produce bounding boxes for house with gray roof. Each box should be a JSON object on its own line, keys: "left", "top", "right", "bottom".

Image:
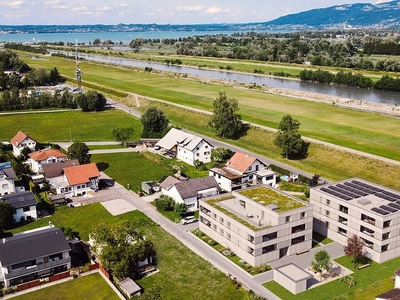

{"left": 0, "top": 162, "right": 16, "bottom": 196}
{"left": 160, "top": 176, "right": 221, "bottom": 212}
{"left": 0, "top": 226, "right": 71, "bottom": 287}
{"left": 42, "top": 160, "right": 79, "bottom": 187}
{"left": 155, "top": 128, "right": 213, "bottom": 166}
{"left": 1, "top": 191, "right": 37, "bottom": 222}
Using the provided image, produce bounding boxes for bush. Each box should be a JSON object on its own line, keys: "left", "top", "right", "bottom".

{"left": 154, "top": 195, "right": 175, "bottom": 211}
{"left": 255, "top": 264, "right": 272, "bottom": 273}
{"left": 207, "top": 239, "right": 217, "bottom": 246}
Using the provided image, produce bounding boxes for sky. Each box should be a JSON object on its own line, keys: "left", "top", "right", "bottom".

{"left": 0, "top": 0, "right": 394, "bottom": 25}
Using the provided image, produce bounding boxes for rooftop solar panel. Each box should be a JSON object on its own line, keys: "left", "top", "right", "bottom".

{"left": 371, "top": 207, "right": 389, "bottom": 215}
{"left": 380, "top": 205, "right": 397, "bottom": 213}
{"left": 388, "top": 202, "right": 400, "bottom": 210}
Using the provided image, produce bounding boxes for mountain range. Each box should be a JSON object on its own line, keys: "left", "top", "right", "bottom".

{"left": 0, "top": 1, "right": 400, "bottom": 34}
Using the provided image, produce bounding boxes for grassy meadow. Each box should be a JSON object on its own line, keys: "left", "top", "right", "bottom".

{"left": 20, "top": 53, "right": 400, "bottom": 162}
{"left": 9, "top": 204, "right": 246, "bottom": 300}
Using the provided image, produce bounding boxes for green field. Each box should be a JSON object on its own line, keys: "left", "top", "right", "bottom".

{"left": 12, "top": 273, "right": 119, "bottom": 300}
{"left": 9, "top": 204, "right": 246, "bottom": 300}
{"left": 20, "top": 53, "right": 400, "bottom": 163}
{"left": 0, "top": 110, "right": 141, "bottom": 142}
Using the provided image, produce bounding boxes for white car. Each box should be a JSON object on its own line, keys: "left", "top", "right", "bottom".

{"left": 180, "top": 216, "right": 198, "bottom": 225}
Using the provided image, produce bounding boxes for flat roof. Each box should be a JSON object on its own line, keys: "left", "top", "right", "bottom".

{"left": 275, "top": 263, "right": 313, "bottom": 282}
{"left": 313, "top": 178, "right": 400, "bottom": 218}
{"left": 239, "top": 186, "right": 306, "bottom": 212}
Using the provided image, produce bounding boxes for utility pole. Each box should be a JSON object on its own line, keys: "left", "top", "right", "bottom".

{"left": 75, "top": 40, "right": 82, "bottom": 92}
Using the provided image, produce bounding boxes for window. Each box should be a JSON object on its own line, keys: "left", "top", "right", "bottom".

{"left": 262, "top": 232, "right": 277, "bottom": 242}
{"left": 326, "top": 199, "right": 330, "bottom": 205}
{"left": 77, "top": 185, "right": 81, "bottom": 190}
{"left": 2, "top": 184, "right": 8, "bottom": 189}
{"left": 384, "top": 220, "right": 391, "bottom": 228}
{"left": 285, "top": 216, "right": 291, "bottom": 223}
{"left": 338, "top": 227, "right": 347, "bottom": 236}
{"left": 219, "top": 217, "right": 224, "bottom": 224}
{"left": 381, "top": 244, "right": 389, "bottom": 252}
{"left": 196, "top": 153, "right": 200, "bottom": 157}
{"left": 196, "top": 147, "right": 199, "bottom": 150}
{"left": 325, "top": 221, "right": 329, "bottom": 228}
{"left": 383, "top": 232, "right": 390, "bottom": 240}
{"left": 227, "top": 233, "right": 231, "bottom": 240}
{"left": 339, "top": 205, "right": 348, "bottom": 214}
{"left": 227, "top": 222, "right": 231, "bottom": 229}
{"left": 339, "top": 216, "right": 348, "bottom": 225}
{"left": 219, "top": 228, "right": 224, "bottom": 235}
{"left": 325, "top": 210, "right": 330, "bottom": 216}
{"left": 291, "top": 236, "right": 305, "bottom": 245}
{"left": 212, "top": 213, "right": 217, "bottom": 219}
{"left": 248, "top": 166, "right": 252, "bottom": 171}
{"left": 292, "top": 224, "right": 306, "bottom": 234}
{"left": 213, "top": 224, "right": 217, "bottom": 231}
{"left": 300, "top": 212, "right": 306, "bottom": 219}
{"left": 205, "top": 145, "right": 209, "bottom": 149}
{"left": 262, "top": 244, "right": 276, "bottom": 253}
{"left": 23, "top": 206, "right": 30, "bottom": 212}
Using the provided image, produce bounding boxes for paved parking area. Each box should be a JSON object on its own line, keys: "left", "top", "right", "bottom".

{"left": 101, "top": 199, "right": 137, "bottom": 216}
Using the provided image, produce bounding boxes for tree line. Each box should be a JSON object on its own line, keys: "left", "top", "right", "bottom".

{"left": 300, "top": 69, "right": 400, "bottom": 92}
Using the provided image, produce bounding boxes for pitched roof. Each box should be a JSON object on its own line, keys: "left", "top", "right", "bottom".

{"left": 0, "top": 164, "right": 16, "bottom": 180}
{"left": 10, "top": 131, "right": 36, "bottom": 147}
{"left": 376, "top": 288, "right": 400, "bottom": 300}
{"left": 160, "top": 176, "right": 181, "bottom": 190}
{"left": 28, "top": 148, "right": 67, "bottom": 162}
{"left": 63, "top": 163, "right": 100, "bottom": 186}
{"left": 156, "top": 128, "right": 212, "bottom": 151}
{"left": 42, "top": 160, "right": 80, "bottom": 179}
{"left": 226, "top": 152, "right": 259, "bottom": 173}
{"left": 0, "top": 227, "right": 70, "bottom": 266}
{"left": 2, "top": 191, "right": 37, "bottom": 209}
{"left": 175, "top": 176, "right": 221, "bottom": 199}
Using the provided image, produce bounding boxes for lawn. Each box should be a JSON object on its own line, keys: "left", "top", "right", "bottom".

{"left": 19, "top": 53, "right": 400, "bottom": 162}
{"left": 8, "top": 204, "right": 246, "bottom": 300}
{"left": 91, "top": 152, "right": 174, "bottom": 192}
{"left": 0, "top": 109, "right": 142, "bottom": 143}
{"left": 312, "top": 231, "right": 334, "bottom": 245}
{"left": 263, "top": 255, "right": 400, "bottom": 300}
{"left": 12, "top": 273, "right": 119, "bottom": 300}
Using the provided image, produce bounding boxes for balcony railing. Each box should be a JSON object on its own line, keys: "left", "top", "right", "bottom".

{"left": 5, "top": 257, "right": 71, "bottom": 279}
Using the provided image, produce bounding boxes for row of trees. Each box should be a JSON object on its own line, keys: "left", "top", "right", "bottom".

{"left": 300, "top": 69, "right": 400, "bottom": 92}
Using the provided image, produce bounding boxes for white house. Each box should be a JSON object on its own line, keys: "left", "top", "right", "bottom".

{"left": 28, "top": 148, "right": 68, "bottom": 173}
{"left": 376, "top": 267, "right": 400, "bottom": 300}
{"left": 160, "top": 176, "right": 221, "bottom": 212}
{"left": 155, "top": 128, "right": 213, "bottom": 166}
{"left": 209, "top": 152, "right": 277, "bottom": 192}
{"left": 0, "top": 226, "right": 71, "bottom": 287}
{"left": 0, "top": 162, "right": 16, "bottom": 196}
{"left": 42, "top": 160, "right": 80, "bottom": 187}
{"left": 10, "top": 131, "right": 37, "bottom": 157}
{"left": 56, "top": 163, "right": 100, "bottom": 197}
{"left": 1, "top": 191, "right": 37, "bottom": 222}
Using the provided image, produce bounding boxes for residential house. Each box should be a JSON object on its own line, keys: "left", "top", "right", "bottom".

{"left": 1, "top": 191, "right": 37, "bottom": 222}
{"left": 56, "top": 163, "right": 100, "bottom": 197}
{"left": 199, "top": 186, "right": 313, "bottom": 267}
{"left": 209, "top": 152, "right": 276, "bottom": 192}
{"left": 155, "top": 128, "right": 213, "bottom": 166}
{"left": 28, "top": 148, "right": 68, "bottom": 173}
{"left": 160, "top": 176, "right": 221, "bottom": 212}
{"left": 311, "top": 178, "right": 400, "bottom": 263}
{"left": 0, "top": 162, "right": 16, "bottom": 196}
{"left": 42, "top": 160, "right": 80, "bottom": 187}
{"left": 10, "top": 131, "right": 37, "bottom": 157}
{"left": 376, "top": 267, "right": 400, "bottom": 300}
{"left": 0, "top": 226, "right": 71, "bottom": 287}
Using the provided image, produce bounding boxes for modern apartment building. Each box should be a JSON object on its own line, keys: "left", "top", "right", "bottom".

{"left": 199, "top": 186, "right": 313, "bottom": 267}
{"left": 311, "top": 178, "right": 400, "bottom": 263}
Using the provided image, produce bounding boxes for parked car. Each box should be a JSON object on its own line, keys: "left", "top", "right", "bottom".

{"left": 180, "top": 216, "right": 198, "bottom": 225}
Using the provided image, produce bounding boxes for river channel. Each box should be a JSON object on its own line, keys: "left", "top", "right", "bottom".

{"left": 57, "top": 51, "right": 400, "bottom": 105}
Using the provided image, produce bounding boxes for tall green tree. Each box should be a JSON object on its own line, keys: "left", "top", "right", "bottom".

{"left": 274, "top": 115, "right": 309, "bottom": 159}
{"left": 0, "top": 202, "right": 13, "bottom": 232}
{"left": 75, "top": 90, "right": 107, "bottom": 112}
{"left": 344, "top": 234, "right": 366, "bottom": 269}
{"left": 209, "top": 92, "right": 243, "bottom": 139}
{"left": 141, "top": 106, "right": 169, "bottom": 138}
{"left": 67, "top": 142, "right": 91, "bottom": 164}
{"left": 311, "top": 250, "right": 332, "bottom": 281}
{"left": 112, "top": 127, "right": 135, "bottom": 145}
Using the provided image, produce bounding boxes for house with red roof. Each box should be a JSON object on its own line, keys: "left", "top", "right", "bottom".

{"left": 10, "top": 131, "right": 37, "bottom": 157}
{"left": 209, "top": 152, "right": 277, "bottom": 192}
{"left": 28, "top": 148, "right": 67, "bottom": 173}
{"left": 56, "top": 163, "right": 100, "bottom": 197}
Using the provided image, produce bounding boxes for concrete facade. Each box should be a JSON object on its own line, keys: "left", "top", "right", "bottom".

{"left": 311, "top": 178, "right": 400, "bottom": 263}
{"left": 273, "top": 263, "right": 313, "bottom": 294}
{"left": 199, "top": 186, "right": 313, "bottom": 267}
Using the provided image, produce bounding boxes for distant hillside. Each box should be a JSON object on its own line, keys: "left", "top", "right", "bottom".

{"left": 264, "top": 0, "right": 400, "bottom": 29}
{"left": 0, "top": 1, "right": 400, "bottom": 34}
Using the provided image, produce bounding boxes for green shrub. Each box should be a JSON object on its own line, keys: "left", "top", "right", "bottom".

{"left": 154, "top": 195, "right": 175, "bottom": 211}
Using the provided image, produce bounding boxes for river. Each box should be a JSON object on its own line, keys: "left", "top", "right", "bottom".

{"left": 56, "top": 51, "right": 400, "bottom": 105}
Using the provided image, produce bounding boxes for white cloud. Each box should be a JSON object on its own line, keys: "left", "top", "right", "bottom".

{"left": 177, "top": 5, "right": 204, "bottom": 12}
{"left": 70, "top": 6, "right": 88, "bottom": 12}
{"left": 96, "top": 6, "right": 111, "bottom": 12}
{"left": 206, "top": 7, "right": 223, "bottom": 14}
{"left": 375, "top": 0, "right": 391, "bottom": 3}
{"left": 0, "top": 1, "right": 23, "bottom": 8}
{"left": 44, "top": 0, "right": 60, "bottom": 4}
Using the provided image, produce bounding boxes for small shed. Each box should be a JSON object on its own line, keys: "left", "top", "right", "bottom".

{"left": 274, "top": 263, "right": 313, "bottom": 294}
{"left": 50, "top": 194, "right": 66, "bottom": 205}
{"left": 118, "top": 277, "right": 142, "bottom": 297}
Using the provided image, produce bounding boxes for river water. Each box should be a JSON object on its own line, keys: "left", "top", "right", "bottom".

{"left": 59, "top": 51, "right": 400, "bottom": 105}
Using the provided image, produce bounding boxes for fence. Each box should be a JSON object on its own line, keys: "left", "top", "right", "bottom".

{"left": 73, "top": 191, "right": 126, "bottom": 205}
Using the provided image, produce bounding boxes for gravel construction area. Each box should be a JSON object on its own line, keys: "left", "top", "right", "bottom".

{"left": 101, "top": 199, "right": 136, "bottom": 216}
